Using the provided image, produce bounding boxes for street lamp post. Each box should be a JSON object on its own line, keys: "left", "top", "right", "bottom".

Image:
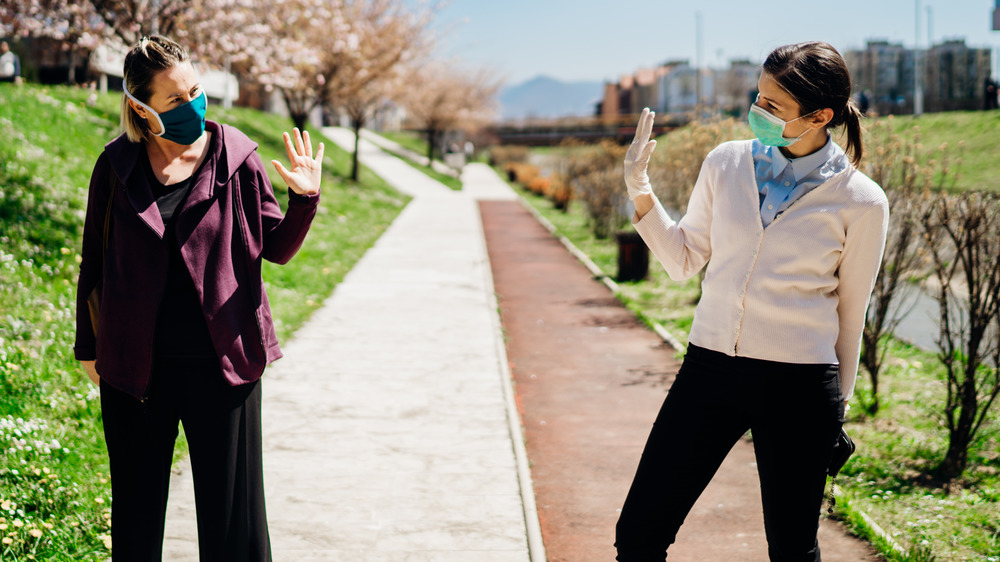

{"left": 914, "top": 0, "right": 924, "bottom": 116}
{"left": 695, "top": 11, "right": 703, "bottom": 111}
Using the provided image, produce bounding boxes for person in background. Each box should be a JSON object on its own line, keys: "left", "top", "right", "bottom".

{"left": 984, "top": 77, "right": 998, "bottom": 110}
{"left": 0, "top": 41, "right": 22, "bottom": 84}
{"left": 75, "top": 35, "right": 324, "bottom": 561}
{"left": 615, "top": 41, "right": 888, "bottom": 561}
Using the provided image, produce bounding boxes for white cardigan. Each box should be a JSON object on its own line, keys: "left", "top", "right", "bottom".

{"left": 633, "top": 140, "right": 888, "bottom": 401}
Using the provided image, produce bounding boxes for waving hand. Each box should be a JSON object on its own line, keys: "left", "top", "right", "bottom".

{"left": 272, "top": 128, "right": 324, "bottom": 196}
{"left": 624, "top": 108, "right": 657, "bottom": 200}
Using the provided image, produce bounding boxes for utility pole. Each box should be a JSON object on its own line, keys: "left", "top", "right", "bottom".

{"left": 994, "top": 0, "right": 1000, "bottom": 81}
{"left": 914, "top": 0, "right": 924, "bottom": 116}
{"left": 695, "top": 11, "right": 703, "bottom": 112}
{"left": 926, "top": 5, "right": 933, "bottom": 46}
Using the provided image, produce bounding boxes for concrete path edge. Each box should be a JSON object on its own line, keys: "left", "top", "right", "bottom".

{"left": 473, "top": 202, "right": 548, "bottom": 562}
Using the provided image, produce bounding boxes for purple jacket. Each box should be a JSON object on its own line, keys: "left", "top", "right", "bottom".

{"left": 74, "top": 121, "right": 320, "bottom": 399}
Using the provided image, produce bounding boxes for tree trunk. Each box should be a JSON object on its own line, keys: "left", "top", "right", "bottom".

{"left": 290, "top": 112, "right": 308, "bottom": 134}
{"left": 939, "top": 423, "right": 972, "bottom": 481}
{"left": 426, "top": 128, "right": 437, "bottom": 163}
{"left": 67, "top": 48, "right": 77, "bottom": 85}
{"left": 282, "top": 88, "right": 314, "bottom": 134}
{"left": 350, "top": 117, "right": 365, "bottom": 183}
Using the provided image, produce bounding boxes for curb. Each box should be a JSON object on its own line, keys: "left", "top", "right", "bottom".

{"left": 517, "top": 196, "right": 685, "bottom": 352}
{"left": 833, "top": 486, "right": 907, "bottom": 557}
{"left": 476, "top": 202, "right": 548, "bottom": 562}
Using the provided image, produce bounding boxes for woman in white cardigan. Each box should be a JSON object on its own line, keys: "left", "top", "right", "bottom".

{"left": 615, "top": 42, "right": 888, "bottom": 561}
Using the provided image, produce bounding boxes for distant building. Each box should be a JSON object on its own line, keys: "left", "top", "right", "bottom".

{"left": 923, "top": 39, "right": 992, "bottom": 112}
{"left": 601, "top": 36, "right": 992, "bottom": 122}
{"left": 846, "top": 39, "right": 991, "bottom": 115}
{"left": 599, "top": 82, "right": 620, "bottom": 120}
{"left": 598, "top": 58, "right": 757, "bottom": 120}
{"left": 844, "top": 40, "right": 914, "bottom": 115}
{"left": 658, "top": 61, "right": 704, "bottom": 115}
{"left": 618, "top": 74, "right": 636, "bottom": 116}
{"left": 633, "top": 67, "right": 664, "bottom": 114}
{"left": 713, "top": 59, "right": 760, "bottom": 117}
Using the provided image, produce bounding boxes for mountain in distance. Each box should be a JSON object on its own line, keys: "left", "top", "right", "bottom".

{"left": 498, "top": 75, "right": 603, "bottom": 121}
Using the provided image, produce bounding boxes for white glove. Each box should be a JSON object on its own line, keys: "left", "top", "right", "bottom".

{"left": 624, "top": 107, "right": 657, "bottom": 200}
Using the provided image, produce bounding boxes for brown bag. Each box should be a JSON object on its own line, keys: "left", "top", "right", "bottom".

{"left": 87, "top": 173, "right": 115, "bottom": 336}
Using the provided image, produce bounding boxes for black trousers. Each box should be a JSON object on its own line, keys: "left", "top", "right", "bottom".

{"left": 101, "top": 358, "right": 271, "bottom": 562}
{"left": 615, "top": 344, "right": 844, "bottom": 562}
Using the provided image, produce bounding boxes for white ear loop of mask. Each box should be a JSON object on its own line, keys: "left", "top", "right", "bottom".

{"left": 123, "top": 86, "right": 166, "bottom": 137}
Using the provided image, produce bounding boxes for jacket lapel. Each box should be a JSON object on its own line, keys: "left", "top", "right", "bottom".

{"left": 105, "top": 135, "right": 165, "bottom": 239}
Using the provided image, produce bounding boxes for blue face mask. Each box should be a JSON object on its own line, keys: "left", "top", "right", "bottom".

{"left": 125, "top": 88, "right": 207, "bottom": 145}
{"left": 748, "top": 101, "right": 816, "bottom": 147}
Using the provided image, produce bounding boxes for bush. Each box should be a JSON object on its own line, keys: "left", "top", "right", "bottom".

{"left": 647, "top": 116, "right": 748, "bottom": 216}
{"left": 547, "top": 174, "right": 572, "bottom": 211}
{"left": 489, "top": 145, "right": 529, "bottom": 167}
{"left": 559, "top": 140, "right": 629, "bottom": 239}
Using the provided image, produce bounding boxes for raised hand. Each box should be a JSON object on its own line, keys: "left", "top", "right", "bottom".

{"left": 624, "top": 107, "right": 657, "bottom": 200}
{"left": 272, "top": 128, "right": 324, "bottom": 196}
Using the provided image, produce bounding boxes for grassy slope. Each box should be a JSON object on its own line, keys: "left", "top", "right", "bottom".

{"left": 377, "top": 129, "right": 429, "bottom": 157}
{"left": 874, "top": 110, "right": 1000, "bottom": 192}
{"left": 374, "top": 130, "right": 463, "bottom": 191}
{"left": 0, "top": 83, "right": 408, "bottom": 560}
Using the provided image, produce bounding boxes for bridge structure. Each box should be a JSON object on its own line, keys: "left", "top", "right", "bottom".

{"left": 489, "top": 114, "right": 690, "bottom": 146}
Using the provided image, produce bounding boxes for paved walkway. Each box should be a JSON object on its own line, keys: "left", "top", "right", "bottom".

{"left": 160, "top": 128, "right": 880, "bottom": 561}
{"left": 163, "top": 129, "right": 538, "bottom": 560}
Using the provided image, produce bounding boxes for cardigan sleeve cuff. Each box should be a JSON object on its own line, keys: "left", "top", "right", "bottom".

{"left": 632, "top": 198, "right": 676, "bottom": 232}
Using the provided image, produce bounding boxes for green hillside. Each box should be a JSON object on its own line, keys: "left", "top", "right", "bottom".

{"left": 0, "top": 82, "right": 408, "bottom": 559}
{"left": 871, "top": 109, "right": 1000, "bottom": 192}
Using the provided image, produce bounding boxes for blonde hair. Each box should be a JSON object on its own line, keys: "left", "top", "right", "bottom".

{"left": 119, "top": 35, "right": 190, "bottom": 143}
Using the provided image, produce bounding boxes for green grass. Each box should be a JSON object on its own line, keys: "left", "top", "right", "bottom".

{"left": 871, "top": 110, "right": 1000, "bottom": 192}
{"left": 840, "top": 338, "right": 1000, "bottom": 561}
{"left": 510, "top": 153, "right": 1000, "bottom": 560}
{"left": 0, "top": 82, "right": 408, "bottom": 560}
{"left": 378, "top": 129, "right": 429, "bottom": 158}
{"left": 374, "top": 131, "right": 463, "bottom": 191}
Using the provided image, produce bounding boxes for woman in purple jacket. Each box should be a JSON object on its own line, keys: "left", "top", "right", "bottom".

{"left": 74, "top": 35, "right": 324, "bottom": 561}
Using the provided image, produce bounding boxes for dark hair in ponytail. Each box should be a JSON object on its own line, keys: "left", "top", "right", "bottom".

{"left": 763, "top": 41, "right": 864, "bottom": 166}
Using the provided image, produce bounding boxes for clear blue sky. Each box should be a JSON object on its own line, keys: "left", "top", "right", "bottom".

{"left": 427, "top": 0, "right": 1000, "bottom": 86}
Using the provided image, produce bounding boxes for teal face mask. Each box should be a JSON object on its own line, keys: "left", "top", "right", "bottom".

{"left": 125, "top": 87, "right": 207, "bottom": 145}
{"left": 748, "top": 102, "right": 816, "bottom": 147}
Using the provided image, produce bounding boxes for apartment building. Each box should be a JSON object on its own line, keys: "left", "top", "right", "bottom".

{"left": 845, "top": 39, "right": 991, "bottom": 114}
